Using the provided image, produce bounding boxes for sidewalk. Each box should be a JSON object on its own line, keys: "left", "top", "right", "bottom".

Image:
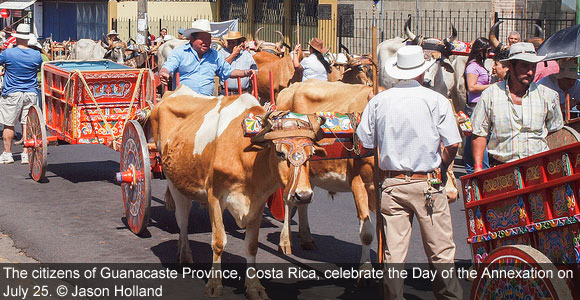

{"left": 0, "top": 232, "right": 37, "bottom": 263}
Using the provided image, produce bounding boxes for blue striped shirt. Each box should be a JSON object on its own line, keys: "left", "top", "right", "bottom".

{"left": 163, "top": 43, "right": 232, "bottom": 96}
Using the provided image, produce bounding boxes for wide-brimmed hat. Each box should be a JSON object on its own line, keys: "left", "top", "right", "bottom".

{"left": 222, "top": 31, "right": 246, "bottom": 42}
{"left": 12, "top": 24, "right": 31, "bottom": 39}
{"left": 107, "top": 30, "right": 118, "bottom": 36}
{"left": 183, "top": 19, "right": 218, "bottom": 38}
{"left": 27, "top": 35, "right": 42, "bottom": 49}
{"left": 555, "top": 59, "right": 580, "bottom": 80}
{"left": 501, "top": 42, "right": 546, "bottom": 63}
{"left": 309, "top": 38, "right": 327, "bottom": 54}
{"left": 385, "top": 45, "right": 436, "bottom": 80}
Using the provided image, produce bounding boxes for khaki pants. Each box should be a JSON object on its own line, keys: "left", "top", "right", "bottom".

{"left": 381, "top": 177, "right": 463, "bottom": 300}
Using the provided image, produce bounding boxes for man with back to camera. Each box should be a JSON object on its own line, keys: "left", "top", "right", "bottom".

{"left": 471, "top": 42, "right": 563, "bottom": 171}
{"left": 356, "top": 45, "right": 463, "bottom": 300}
{"left": 0, "top": 24, "right": 43, "bottom": 164}
{"left": 159, "top": 19, "right": 254, "bottom": 96}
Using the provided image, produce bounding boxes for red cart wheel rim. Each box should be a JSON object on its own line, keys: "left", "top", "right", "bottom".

{"left": 26, "top": 105, "right": 47, "bottom": 182}
{"left": 120, "top": 120, "right": 151, "bottom": 235}
{"left": 471, "top": 245, "right": 572, "bottom": 300}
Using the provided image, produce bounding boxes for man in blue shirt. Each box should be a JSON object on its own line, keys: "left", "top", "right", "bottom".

{"left": 159, "top": 19, "right": 254, "bottom": 96}
{"left": 0, "top": 24, "right": 43, "bottom": 164}
{"left": 218, "top": 31, "right": 257, "bottom": 95}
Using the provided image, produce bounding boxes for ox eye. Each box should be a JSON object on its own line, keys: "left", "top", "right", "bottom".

{"left": 276, "top": 151, "right": 286, "bottom": 159}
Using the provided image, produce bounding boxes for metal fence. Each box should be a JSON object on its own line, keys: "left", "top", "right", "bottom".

{"left": 494, "top": 11, "right": 576, "bottom": 41}
{"left": 112, "top": 15, "right": 213, "bottom": 42}
{"left": 338, "top": 10, "right": 576, "bottom": 55}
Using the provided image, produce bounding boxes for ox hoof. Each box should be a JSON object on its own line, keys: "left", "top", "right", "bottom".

{"left": 357, "top": 262, "right": 376, "bottom": 288}
{"left": 300, "top": 240, "right": 318, "bottom": 251}
{"left": 245, "top": 285, "right": 269, "bottom": 300}
{"left": 278, "top": 244, "right": 293, "bottom": 255}
{"left": 204, "top": 278, "right": 223, "bottom": 298}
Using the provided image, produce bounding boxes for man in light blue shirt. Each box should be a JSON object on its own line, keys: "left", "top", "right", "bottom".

{"left": 217, "top": 31, "right": 257, "bottom": 94}
{"left": 159, "top": 20, "right": 254, "bottom": 96}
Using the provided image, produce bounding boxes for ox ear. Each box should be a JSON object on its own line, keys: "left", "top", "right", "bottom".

{"left": 313, "top": 145, "right": 327, "bottom": 157}
{"left": 440, "top": 58, "right": 454, "bottom": 73}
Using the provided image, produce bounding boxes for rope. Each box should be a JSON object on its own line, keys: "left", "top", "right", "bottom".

{"left": 71, "top": 68, "right": 145, "bottom": 150}
{"left": 321, "top": 113, "right": 361, "bottom": 155}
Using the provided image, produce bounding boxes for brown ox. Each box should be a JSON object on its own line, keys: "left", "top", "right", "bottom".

{"left": 275, "top": 79, "right": 376, "bottom": 274}
{"left": 255, "top": 51, "right": 373, "bottom": 103}
{"left": 150, "top": 86, "right": 326, "bottom": 299}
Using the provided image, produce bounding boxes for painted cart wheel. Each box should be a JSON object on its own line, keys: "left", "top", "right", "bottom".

{"left": 546, "top": 125, "right": 580, "bottom": 149}
{"left": 471, "top": 245, "right": 572, "bottom": 300}
{"left": 26, "top": 105, "right": 47, "bottom": 182}
{"left": 120, "top": 120, "right": 151, "bottom": 235}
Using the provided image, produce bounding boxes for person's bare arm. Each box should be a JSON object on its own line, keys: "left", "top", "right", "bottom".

{"left": 466, "top": 73, "right": 491, "bottom": 93}
{"left": 293, "top": 44, "right": 303, "bottom": 70}
{"left": 225, "top": 46, "right": 242, "bottom": 64}
{"left": 229, "top": 69, "right": 255, "bottom": 78}
{"left": 441, "top": 143, "right": 459, "bottom": 170}
{"left": 159, "top": 67, "right": 170, "bottom": 85}
{"left": 472, "top": 135, "right": 487, "bottom": 172}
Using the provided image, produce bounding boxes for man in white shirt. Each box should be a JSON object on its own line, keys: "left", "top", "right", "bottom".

{"left": 356, "top": 45, "right": 462, "bottom": 300}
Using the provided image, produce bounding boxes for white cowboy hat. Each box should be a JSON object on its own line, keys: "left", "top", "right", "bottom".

{"left": 501, "top": 42, "right": 546, "bottom": 63}
{"left": 385, "top": 45, "right": 435, "bottom": 80}
{"left": 27, "top": 35, "right": 42, "bottom": 49}
{"left": 107, "top": 30, "right": 118, "bottom": 36}
{"left": 12, "top": 24, "right": 32, "bottom": 40}
{"left": 183, "top": 19, "right": 218, "bottom": 38}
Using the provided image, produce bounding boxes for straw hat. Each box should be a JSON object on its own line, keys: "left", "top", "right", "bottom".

{"left": 309, "top": 38, "right": 327, "bottom": 54}
{"left": 183, "top": 19, "right": 218, "bottom": 38}
{"left": 12, "top": 24, "right": 32, "bottom": 40}
{"left": 222, "top": 31, "right": 246, "bottom": 42}
{"left": 501, "top": 42, "right": 546, "bottom": 63}
{"left": 107, "top": 30, "right": 118, "bottom": 36}
{"left": 384, "top": 45, "right": 436, "bottom": 80}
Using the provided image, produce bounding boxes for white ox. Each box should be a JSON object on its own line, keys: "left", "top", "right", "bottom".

{"left": 70, "top": 39, "right": 125, "bottom": 64}
{"left": 150, "top": 86, "right": 326, "bottom": 299}
{"left": 377, "top": 16, "right": 456, "bottom": 96}
{"left": 156, "top": 39, "right": 189, "bottom": 68}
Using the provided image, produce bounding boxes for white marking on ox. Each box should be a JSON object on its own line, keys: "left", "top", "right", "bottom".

{"left": 193, "top": 97, "right": 223, "bottom": 156}
{"left": 168, "top": 84, "right": 215, "bottom": 100}
{"left": 217, "top": 94, "right": 260, "bottom": 136}
{"left": 224, "top": 190, "right": 251, "bottom": 227}
{"left": 193, "top": 93, "right": 260, "bottom": 156}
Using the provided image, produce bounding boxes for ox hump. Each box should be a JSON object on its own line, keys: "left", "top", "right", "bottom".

{"left": 193, "top": 93, "right": 260, "bottom": 156}
{"left": 168, "top": 85, "right": 217, "bottom": 100}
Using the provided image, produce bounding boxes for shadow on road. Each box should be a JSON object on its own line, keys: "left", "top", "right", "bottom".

{"left": 46, "top": 160, "right": 120, "bottom": 183}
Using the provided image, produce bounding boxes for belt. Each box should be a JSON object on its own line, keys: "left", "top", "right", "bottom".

{"left": 489, "top": 156, "right": 505, "bottom": 167}
{"left": 387, "top": 170, "right": 432, "bottom": 180}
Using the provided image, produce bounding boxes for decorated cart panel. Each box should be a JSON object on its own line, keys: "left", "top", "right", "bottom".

{"left": 461, "top": 143, "right": 580, "bottom": 299}
{"left": 41, "top": 60, "right": 156, "bottom": 149}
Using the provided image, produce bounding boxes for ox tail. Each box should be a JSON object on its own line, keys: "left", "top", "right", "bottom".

{"left": 165, "top": 187, "right": 176, "bottom": 211}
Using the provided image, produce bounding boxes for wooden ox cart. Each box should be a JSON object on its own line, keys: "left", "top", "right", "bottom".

{"left": 461, "top": 143, "right": 580, "bottom": 299}
{"left": 24, "top": 60, "right": 158, "bottom": 235}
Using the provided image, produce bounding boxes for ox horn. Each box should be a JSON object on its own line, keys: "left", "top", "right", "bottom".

{"left": 533, "top": 24, "right": 544, "bottom": 39}
{"left": 445, "top": 23, "right": 458, "bottom": 44}
{"left": 488, "top": 21, "right": 503, "bottom": 49}
{"left": 275, "top": 30, "right": 285, "bottom": 43}
{"left": 404, "top": 14, "right": 416, "bottom": 41}
{"left": 254, "top": 27, "right": 264, "bottom": 41}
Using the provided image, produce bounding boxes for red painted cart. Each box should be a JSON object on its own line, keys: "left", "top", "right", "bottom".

{"left": 24, "top": 60, "right": 159, "bottom": 235}
{"left": 461, "top": 142, "right": 580, "bottom": 299}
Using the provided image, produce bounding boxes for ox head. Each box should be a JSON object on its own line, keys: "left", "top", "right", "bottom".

{"left": 251, "top": 112, "right": 326, "bottom": 205}
{"left": 253, "top": 27, "right": 290, "bottom": 56}
{"left": 342, "top": 53, "right": 374, "bottom": 86}
{"left": 404, "top": 15, "right": 457, "bottom": 88}
{"left": 106, "top": 41, "right": 126, "bottom": 64}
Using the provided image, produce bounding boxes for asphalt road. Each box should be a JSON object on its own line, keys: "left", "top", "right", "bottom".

{"left": 0, "top": 129, "right": 474, "bottom": 299}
